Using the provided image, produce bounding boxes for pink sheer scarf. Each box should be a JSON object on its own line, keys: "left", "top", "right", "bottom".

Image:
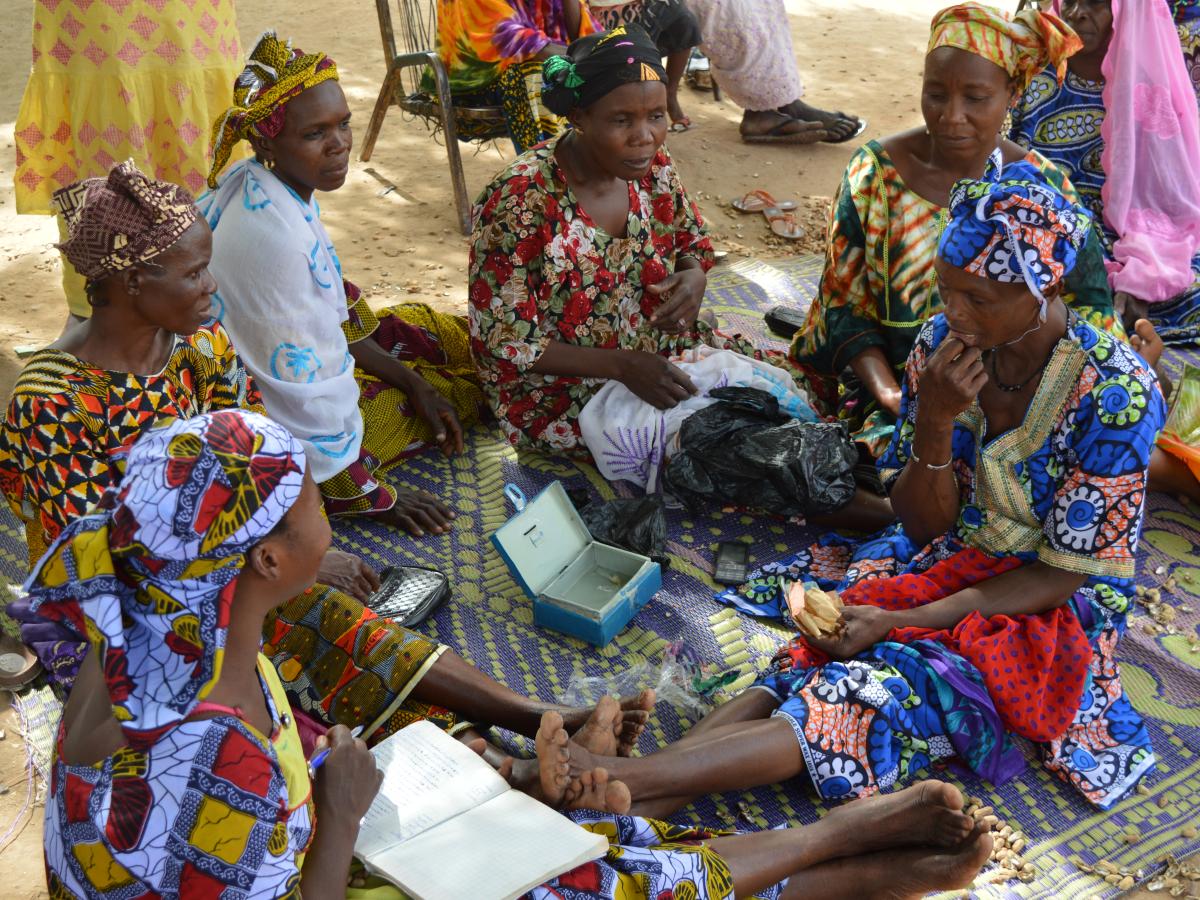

{"left": 1100, "top": 0, "right": 1200, "bottom": 301}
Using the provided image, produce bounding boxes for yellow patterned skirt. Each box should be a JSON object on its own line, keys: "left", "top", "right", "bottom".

{"left": 15, "top": 0, "right": 245, "bottom": 314}
{"left": 263, "top": 584, "right": 466, "bottom": 742}
{"left": 320, "top": 303, "right": 486, "bottom": 516}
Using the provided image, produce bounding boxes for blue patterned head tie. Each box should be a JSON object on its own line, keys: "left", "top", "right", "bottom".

{"left": 23, "top": 410, "right": 306, "bottom": 746}
{"left": 937, "top": 159, "right": 1092, "bottom": 318}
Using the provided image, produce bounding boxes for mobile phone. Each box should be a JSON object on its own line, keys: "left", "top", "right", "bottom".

{"left": 713, "top": 541, "right": 750, "bottom": 585}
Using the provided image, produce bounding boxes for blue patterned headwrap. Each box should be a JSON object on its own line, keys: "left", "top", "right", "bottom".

{"left": 937, "top": 157, "right": 1092, "bottom": 319}
{"left": 23, "top": 410, "right": 305, "bottom": 748}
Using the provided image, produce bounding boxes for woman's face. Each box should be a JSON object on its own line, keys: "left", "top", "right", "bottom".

{"left": 934, "top": 255, "right": 1044, "bottom": 350}
{"left": 127, "top": 219, "right": 218, "bottom": 335}
{"left": 922, "top": 47, "right": 1016, "bottom": 161}
{"left": 573, "top": 81, "right": 669, "bottom": 181}
{"left": 255, "top": 80, "right": 353, "bottom": 199}
{"left": 265, "top": 471, "right": 332, "bottom": 599}
{"left": 1061, "top": 0, "right": 1113, "bottom": 59}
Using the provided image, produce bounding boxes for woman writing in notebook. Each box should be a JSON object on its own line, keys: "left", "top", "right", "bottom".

{"left": 37, "top": 409, "right": 989, "bottom": 899}
{"left": 0, "top": 160, "right": 654, "bottom": 754}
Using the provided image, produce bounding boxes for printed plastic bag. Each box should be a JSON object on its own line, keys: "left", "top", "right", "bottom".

{"left": 664, "top": 387, "right": 857, "bottom": 516}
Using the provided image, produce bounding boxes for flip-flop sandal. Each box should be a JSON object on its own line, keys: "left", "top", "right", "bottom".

{"left": 669, "top": 118, "right": 693, "bottom": 133}
{"left": 731, "top": 189, "right": 798, "bottom": 213}
{"left": 821, "top": 115, "right": 868, "bottom": 145}
{"left": 763, "top": 206, "right": 805, "bottom": 241}
{"left": 742, "top": 117, "right": 828, "bottom": 145}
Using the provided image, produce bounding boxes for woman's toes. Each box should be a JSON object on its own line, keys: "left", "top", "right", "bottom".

{"left": 604, "top": 778, "right": 632, "bottom": 815}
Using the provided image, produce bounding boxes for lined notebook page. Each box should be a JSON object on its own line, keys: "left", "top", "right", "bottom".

{"left": 355, "top": 721, "right": 508, "bottom": 859}
{"left": 367, "top": 788, "right": 608, "bottom": 900}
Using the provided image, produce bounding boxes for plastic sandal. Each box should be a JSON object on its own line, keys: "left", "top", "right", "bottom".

{"left": 763, "top": 205, "right": 805, "bottom": 241}
{"left": 731, "top": 189, "right": 798, "bottom": 213}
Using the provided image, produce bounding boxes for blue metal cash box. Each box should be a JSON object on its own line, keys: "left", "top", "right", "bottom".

{"left": 491, "top": 482, "right": 662, "bottom": 646}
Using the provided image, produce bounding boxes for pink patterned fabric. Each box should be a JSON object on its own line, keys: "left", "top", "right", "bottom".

{"left": 1100, "top": 0, "right": 1200, "bottom": 301}
{"left": 688, "top": 0, "right": 802, "bottom": 111}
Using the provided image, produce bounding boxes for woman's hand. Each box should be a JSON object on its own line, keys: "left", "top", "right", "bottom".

{"left": 647, "top": 268, "right": 707, "bottom": 334}
{"left": 316, "top": 550, "right": 381, "bottom": 602}
{"left": 384, "top": 488, "right": 456, "bottom": 537}
{"left": 805, "top": 606, "right": 895, "bottom": 661}
{"left": 918, "top": 337, "right": 987, "bottom": 424}
{"left": 312, "top": 725, "right": 383, "bottom": 830}
{"left": 849, "top": 347, "right": 902, "bottom": 418}
{"left": 878, "top": 383, "right": 902, "bottom": 417}
{"left": 619, "top": 351, "right": 698, "bottom": 409}
{"left": 408, "top": 380, "right": 465, "bottom": 457}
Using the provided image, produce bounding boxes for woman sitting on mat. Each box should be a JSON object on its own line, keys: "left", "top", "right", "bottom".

{"left": 205, "top": 32, "right": 484, "bottom": 537}
{"left": 0, "top": 161, "right": 652, "bottom": 755}
{"left": 1008, "top": 0, "right": 1200, "bottom": 338}
{"left": 783, "top": 2, "right": 1118, "bottom": 461}
{"left": 556, "top": 164, "right": 1164, "bottom": 814}
{"left": 433, "top": 0, "right": 596, "bottom": 154}
{"left": 468, "top": 25, "right": 893, "bottom": 530}
{"left": 35, "top": 409, "right": 990, "bottom": 900}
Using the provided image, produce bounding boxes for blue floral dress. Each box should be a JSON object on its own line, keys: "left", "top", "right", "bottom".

{"left": 719, "top": 314, "right": 1165, "bottom": 809}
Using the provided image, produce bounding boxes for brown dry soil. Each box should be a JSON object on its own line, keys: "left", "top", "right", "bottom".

{"left": 0, "top": 1, "right": 1173, "bottom": 895}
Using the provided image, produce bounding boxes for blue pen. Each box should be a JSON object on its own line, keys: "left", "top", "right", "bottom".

{"left": 308, "top": 725, "right": 364, "bottom": 778}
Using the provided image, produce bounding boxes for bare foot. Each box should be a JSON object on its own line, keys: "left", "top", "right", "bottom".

{"left": 564, "top": 767, "right": 633, "bottom": 814}
{"left": 535, "top": 711, "right": 571, "bottom": 806}
{"left": 786, "top": 824, "right": 992, "bottom": 900}
{"left": 1130, "top": 318, "right": 1165, "bottom": 368}
{"left": 825, "top": 781, "right": 976, "bottom": 852}
{"left": 560, "top": 689, "right": 656, "bottom": 757}
{"left": 570, "top": 696, "right": 621, "bottom": 756}
{"left": 878, "top": 825, "right": 993, "bottom": 898}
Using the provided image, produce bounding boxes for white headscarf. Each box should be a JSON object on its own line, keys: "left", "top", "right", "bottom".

{"left": 199, "top": 159, "right": 363, "bottom": 482}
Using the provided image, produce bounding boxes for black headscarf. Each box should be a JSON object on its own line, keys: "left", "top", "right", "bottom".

{"left": 542, "top": 24, "right": 667, "bottom": 116}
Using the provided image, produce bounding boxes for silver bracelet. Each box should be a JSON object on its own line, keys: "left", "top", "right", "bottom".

{"left": 910, "top": 449, "right": 953, "bottom": 471}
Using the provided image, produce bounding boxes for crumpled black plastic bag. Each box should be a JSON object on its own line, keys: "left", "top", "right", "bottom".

{"left": 664, "top": 386, "right": 857, "bottom": 516}
{"left": 578, "top": 495, "right": 668, "bottom": 559}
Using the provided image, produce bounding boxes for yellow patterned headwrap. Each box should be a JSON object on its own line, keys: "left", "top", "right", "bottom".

{"left": 207, "top": 31, "right": 339, "bottom": 188}
{"left": 928, "top": 2, "right": 1081, "bottom": 92}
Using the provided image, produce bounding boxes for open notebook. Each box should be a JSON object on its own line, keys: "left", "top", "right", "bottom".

{"left": 354, "top": 720, "right": 609, "bottom": 900}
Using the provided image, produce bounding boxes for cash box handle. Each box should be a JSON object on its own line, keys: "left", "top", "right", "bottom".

{"left": 504, "top": 483, "right": 527, "bottom": 513}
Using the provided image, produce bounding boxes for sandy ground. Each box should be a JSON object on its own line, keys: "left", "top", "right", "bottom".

{"left": 2, "top": 1, "right": 1171, "bottom": 896}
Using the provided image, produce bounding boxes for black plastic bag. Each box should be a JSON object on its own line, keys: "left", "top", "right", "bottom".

{"left": 664, "top": 386, "right": 857, "bottom": 516}
{"left": 578, "top": 495, "right": 668, "bottom": 559}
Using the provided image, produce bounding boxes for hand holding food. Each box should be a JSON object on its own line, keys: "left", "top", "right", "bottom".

{"left": 786, "top": 581, "right": 844, "bottom": 639}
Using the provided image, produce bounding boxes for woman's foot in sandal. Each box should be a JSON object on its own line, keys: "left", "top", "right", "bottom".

{"left": 667, "top": 92, "right": 691, "bottom": 132}
{"left": 777, "top": 99, "right": 865, "bottom": 143}
{"left": 741, "top": 110, "right": 828, "bottom": 145}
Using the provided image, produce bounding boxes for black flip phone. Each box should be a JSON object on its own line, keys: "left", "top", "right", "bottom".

{"left": 713, "top": 541, "right": 750, "bottom": 585}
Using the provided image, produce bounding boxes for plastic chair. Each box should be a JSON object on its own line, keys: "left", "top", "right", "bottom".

{"left": 360, "top": 0, "right": 508, "bottom": 234}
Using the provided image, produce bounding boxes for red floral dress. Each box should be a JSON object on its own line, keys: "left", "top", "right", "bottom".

{"left": 468, "top": 136, "right": 715, "bottom": 454}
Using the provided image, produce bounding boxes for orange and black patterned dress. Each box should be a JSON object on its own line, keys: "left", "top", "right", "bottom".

{"left": 0, "top": 321, "right": 459, "bottom": 741}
